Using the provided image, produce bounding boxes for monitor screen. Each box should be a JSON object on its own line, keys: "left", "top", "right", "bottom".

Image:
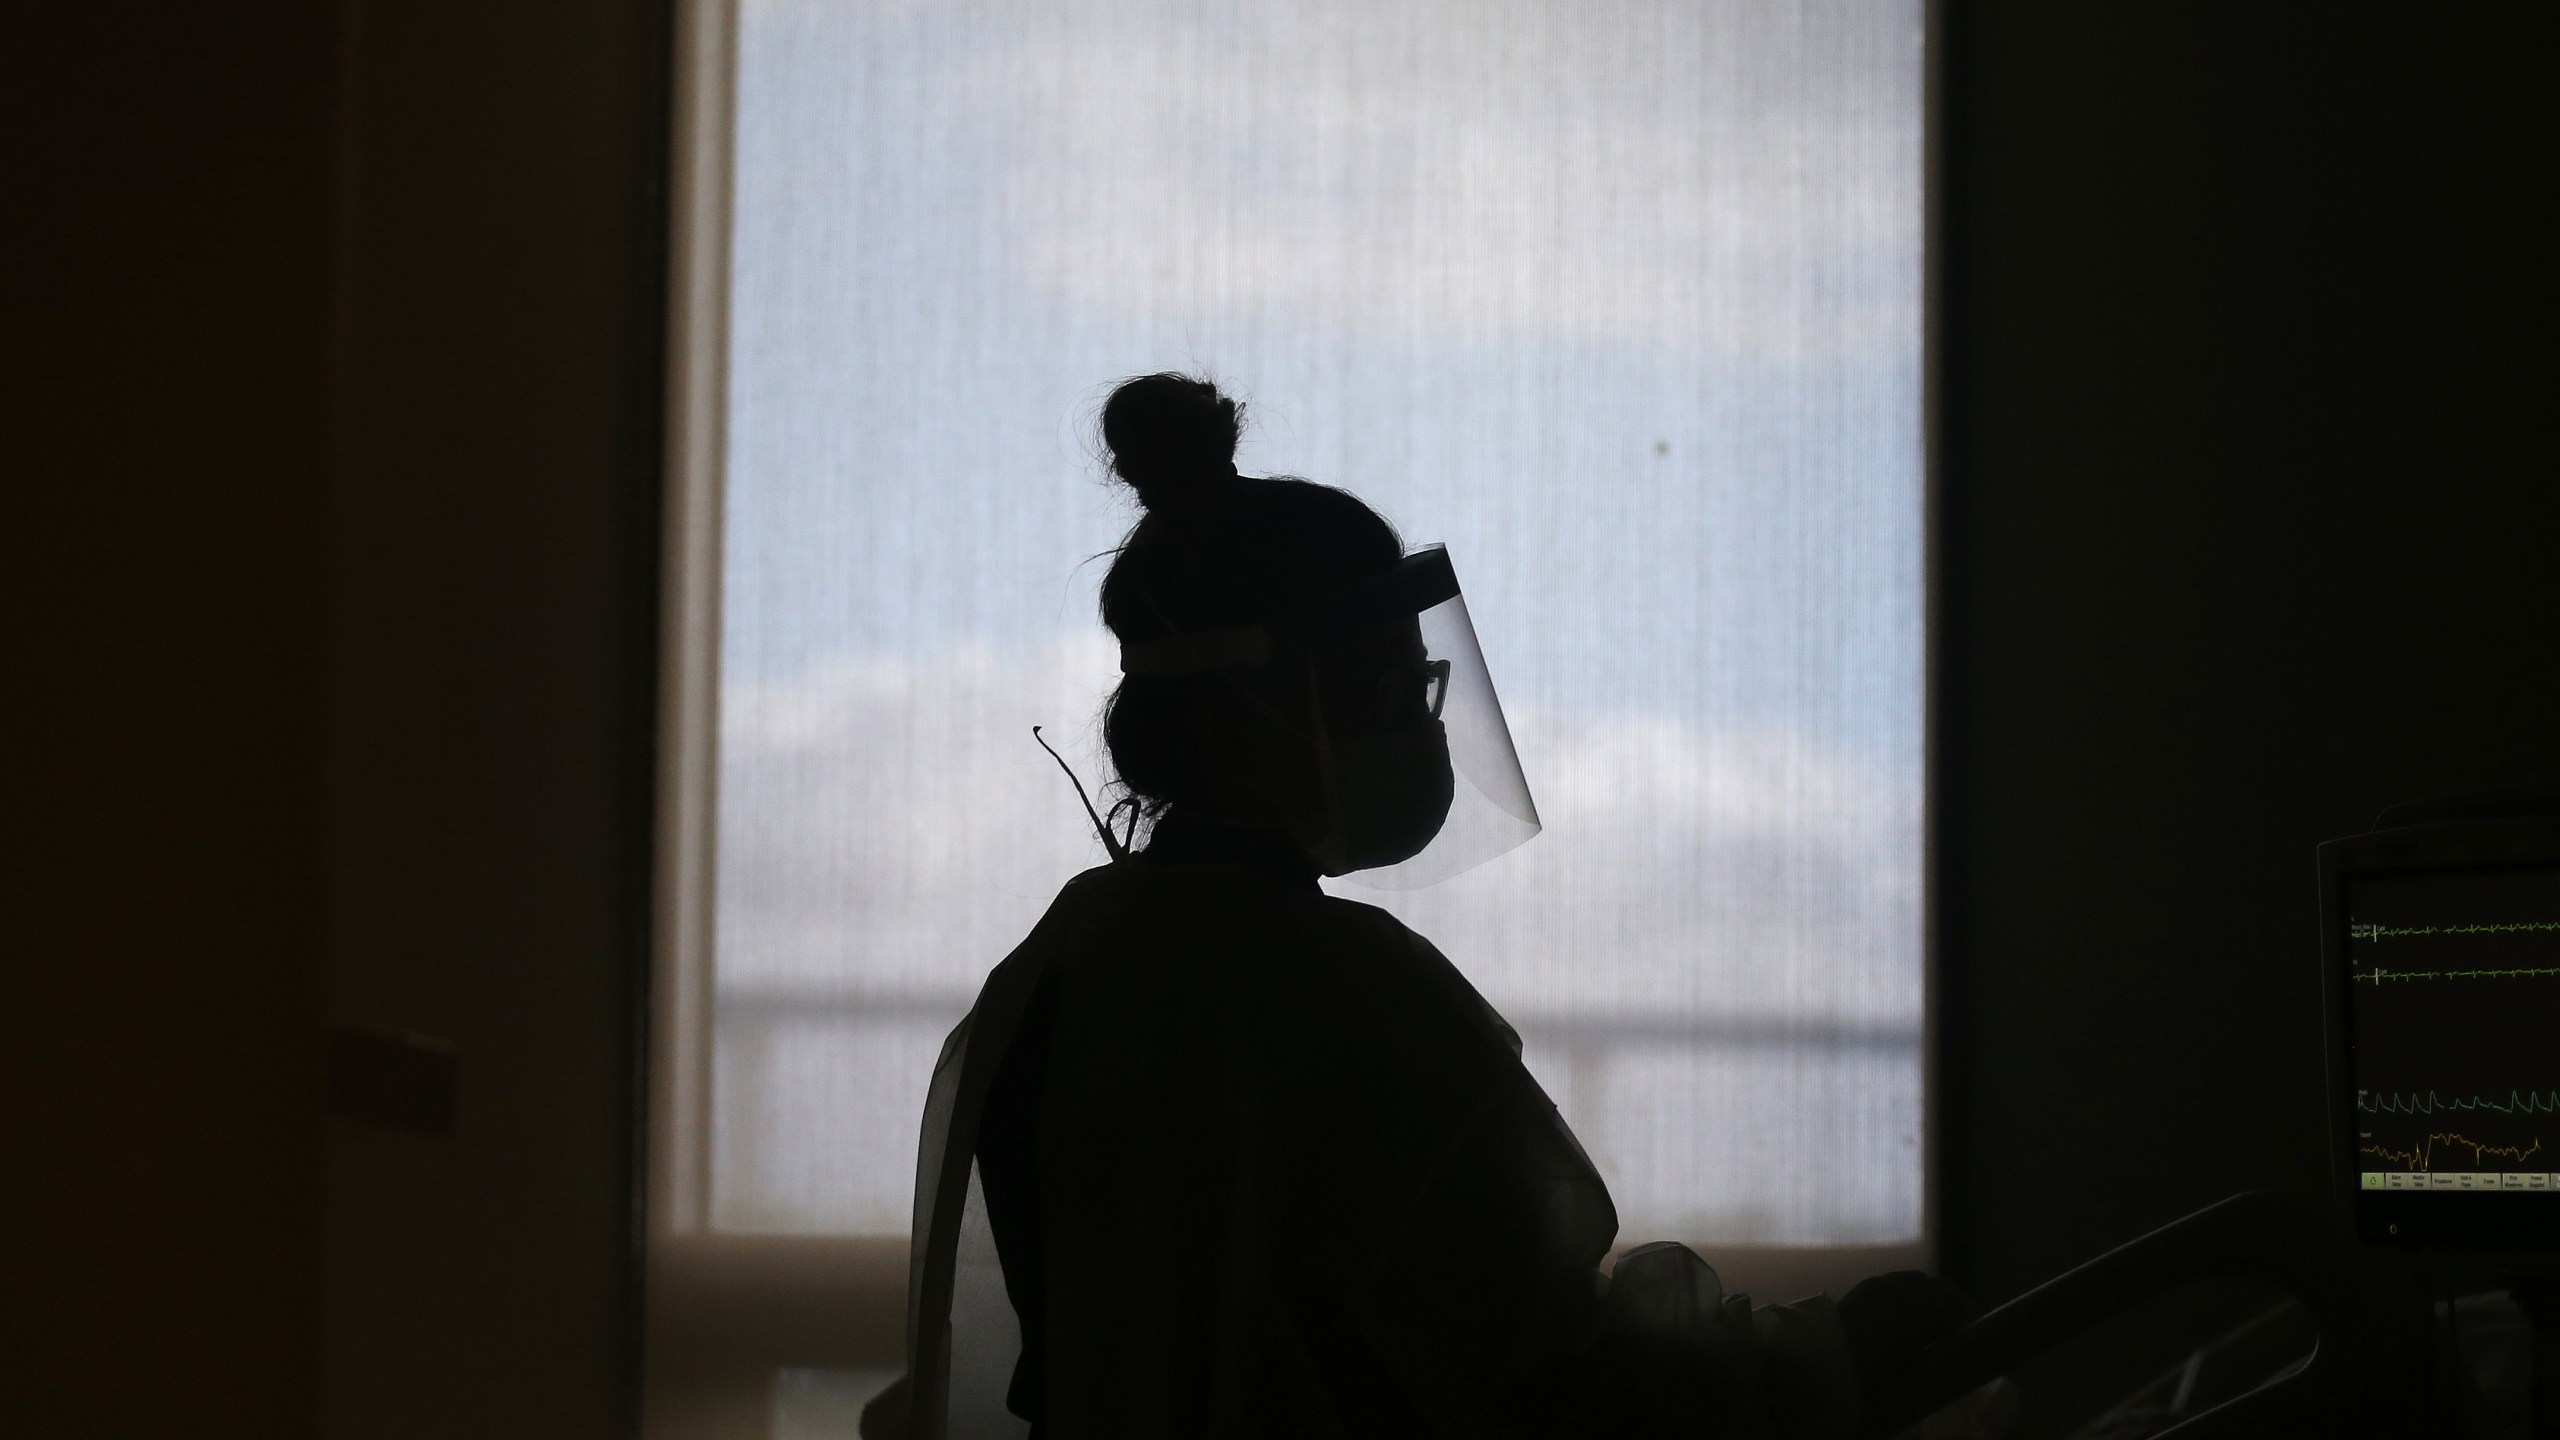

{"left": 2344, "top": 864, "right": 2560, "bottom": 1197}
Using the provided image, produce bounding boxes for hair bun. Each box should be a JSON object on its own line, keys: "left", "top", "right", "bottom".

{"left": 1099, "top": 372, "right": 1242, "bottom": 508}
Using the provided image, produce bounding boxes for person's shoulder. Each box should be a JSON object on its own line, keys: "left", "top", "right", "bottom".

{"left": 1054, "top": 859, "right": 1133, "bottom": 900}
{"left": 974, "top": 863, "right": 1136, "bottom": 988}
{"left": 1296, "top": 896, "right": 1525, "bottom": 1056}
{"left": 1308, "top": 893, "right": 1467, "bottom": 985}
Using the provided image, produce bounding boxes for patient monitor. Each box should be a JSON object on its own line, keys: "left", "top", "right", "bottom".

{"left": 2323, "top": 796, "right": 2560, "bottom": 1270}
{"left": 1865, "top": 793, "right": 2560, "bottom": 1438}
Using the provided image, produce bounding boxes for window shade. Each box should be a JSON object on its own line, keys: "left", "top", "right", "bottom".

{"left": 696, "top": 0, "right": 1925, "bottom": 1250}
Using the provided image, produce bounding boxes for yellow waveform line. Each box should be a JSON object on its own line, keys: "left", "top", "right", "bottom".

{"left": 2359, "top": 1131, "right": 2545, "bottom": 1173}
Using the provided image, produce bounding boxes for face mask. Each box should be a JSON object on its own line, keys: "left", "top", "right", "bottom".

{"left": 1309, "top": 716, "right": 1456, "bottom": 875}
{"left": 1116, "top": 544, "right": 1538, "bottom": 887}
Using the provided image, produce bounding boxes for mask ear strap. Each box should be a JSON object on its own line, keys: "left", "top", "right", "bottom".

{"left": 1032, "top": 726, "right": 1129, "bottom": 863}
{"left": 1106, "top": 794, "right": 1141, "bottom": 856}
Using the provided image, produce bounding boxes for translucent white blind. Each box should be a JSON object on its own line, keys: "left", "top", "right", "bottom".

{"left": 707, "top": 0, "right": 1924, "bottom": 1246}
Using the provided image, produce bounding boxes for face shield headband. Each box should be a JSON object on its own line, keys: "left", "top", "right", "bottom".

{"left": 1118, "top": 544, "right": 1541, "bottom": 888}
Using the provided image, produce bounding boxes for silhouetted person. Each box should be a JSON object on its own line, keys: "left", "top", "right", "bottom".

{"left": 866, "top": 374, "right": 1979, "bottom": 1440}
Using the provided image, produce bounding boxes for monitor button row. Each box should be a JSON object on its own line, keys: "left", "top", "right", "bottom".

{"left": 2364, "top": 1171, "right": 2555, "bottom": 1191}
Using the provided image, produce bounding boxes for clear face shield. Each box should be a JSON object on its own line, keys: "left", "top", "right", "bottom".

{"left": 1119, "top": 544, "right": 1541, "bottom": 888}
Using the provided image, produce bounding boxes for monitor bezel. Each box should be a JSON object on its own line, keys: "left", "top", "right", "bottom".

{"left": 2321, "top": 816, "right": 2560, "bottom": 1269}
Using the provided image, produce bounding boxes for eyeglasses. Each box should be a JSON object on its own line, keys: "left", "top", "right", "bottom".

{"left": 1364, "top": 657, "right": 1449, "bottom": 725}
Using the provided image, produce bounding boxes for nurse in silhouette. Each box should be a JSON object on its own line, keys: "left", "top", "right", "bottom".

{"left": 869, "top": 374, "right": 1976, "bottom": 1440}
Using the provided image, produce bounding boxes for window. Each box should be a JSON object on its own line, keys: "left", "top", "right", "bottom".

{"left": 651, "top": 0, "right": 1925, "bottom": 1427}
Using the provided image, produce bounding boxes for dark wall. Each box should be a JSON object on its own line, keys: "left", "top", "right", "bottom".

{"left": 5, "top": 2, "right": 665, "bottom": 1436}
{"left": 317, "top": 1, "right": 667, "bottom": 1435}
{"left": 5, "top": 9, "right": 338, "bottom": 1436}
{"left": 1936, "top": 7, "right": 2558, "bottom": 1300}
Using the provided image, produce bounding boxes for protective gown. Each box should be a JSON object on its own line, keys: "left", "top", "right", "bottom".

{"left": 899, "top": 815, "right": 1862, "bottom": 1439}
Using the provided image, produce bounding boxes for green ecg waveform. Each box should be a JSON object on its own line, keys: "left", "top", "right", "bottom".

{"left": 2358, "top": 1090, "right": 2560, "bottom": 1117}
{"left": 2350, "top": 921, "right": 2560, "bottom": 941}
{"left": 2355, "top": 964, "right": 2560, "bottom": 985}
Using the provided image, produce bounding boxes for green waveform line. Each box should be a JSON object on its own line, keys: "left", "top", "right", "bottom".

{"left": 2350, "top": 921, "right": 2560, "bottom": 941}
{"left": 2355, "top": 964, "right": 2560, "bottom": 985}
{"left": 2359, "top": 1090, "right": 2560, "bottom": 1117}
